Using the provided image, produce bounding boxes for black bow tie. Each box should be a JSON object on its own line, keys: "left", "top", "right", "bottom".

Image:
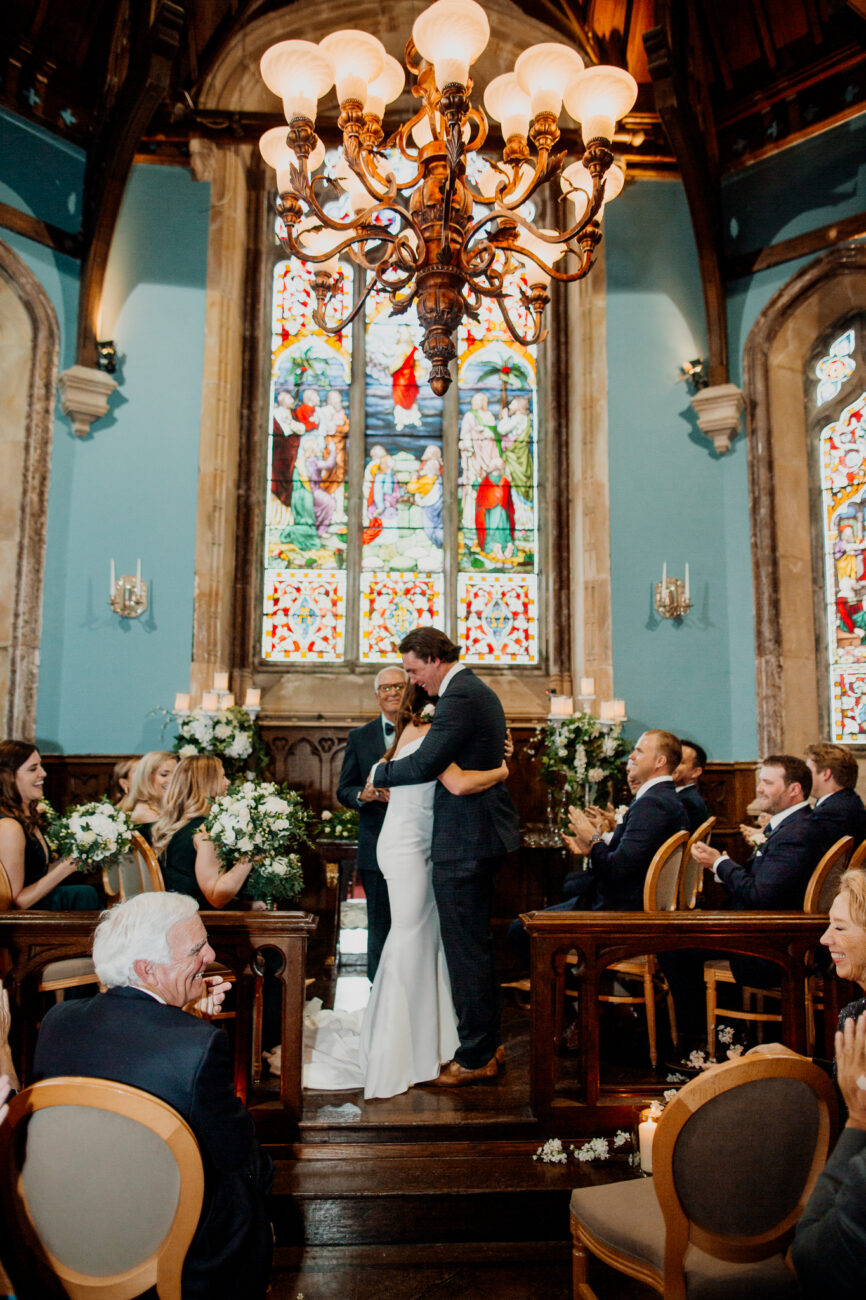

{"left": 384, "top": 722, "right": 395, "bottom": 736}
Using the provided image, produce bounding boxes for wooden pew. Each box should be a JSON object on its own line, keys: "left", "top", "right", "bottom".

{"left": 520, "top": 910, "right": 856, "bottom": 1120}
{"left": 0, "top": 910, "right": 317, "bottom": 1124}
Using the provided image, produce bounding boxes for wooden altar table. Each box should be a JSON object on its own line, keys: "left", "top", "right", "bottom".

{"left": 521, "top": 910, "right": 854, "bottom": 1118}
{"left": 0, "top": 909, "right": 317, "bottom": 1121}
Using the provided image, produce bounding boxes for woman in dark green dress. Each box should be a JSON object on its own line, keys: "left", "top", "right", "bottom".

{"left": 0, "top": 740, "right": 99, "bottom": 910}
{"left": 151, "top": 755, "right": 255, "bottom": 907}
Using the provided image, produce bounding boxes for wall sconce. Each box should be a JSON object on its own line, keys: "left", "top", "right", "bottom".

{"left": 109, "top": 558, "right": 147, "bottom": 619}
{"left": 655, "top": 562, "right": 692, "bottom": 619}
{"left": 97, "top": 340, "right": 117, "bottom": 374}
{"left": 680, "top": 357, "right": 708, "bottom": 395}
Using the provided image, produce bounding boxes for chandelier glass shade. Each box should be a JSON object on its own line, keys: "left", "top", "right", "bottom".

{"left": 258, "top": 0, "right": 637, "bottom": 395}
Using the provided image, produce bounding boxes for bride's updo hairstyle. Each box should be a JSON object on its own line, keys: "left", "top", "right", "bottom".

{"left": 382, "top": 683, "right": 433, "bottom": 761}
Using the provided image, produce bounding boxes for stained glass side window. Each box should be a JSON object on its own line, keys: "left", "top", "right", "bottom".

{"left": 263, "top": 259, "right": 352, "bottom": 660}
{"left": 813, "top": 322, "right": 866, "bottom": 740}
{"left": 456, "top": 273, "right": 539, "bottom": 663}
{"left": 359, "top": 289, "right": 445, "bottom": 660}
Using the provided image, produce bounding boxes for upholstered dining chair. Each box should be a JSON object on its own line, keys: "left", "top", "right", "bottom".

{"left": 0, "top": 1076, "right": 202, "bottom": 1300}
{"left": 846, "top": 838, "right": 866, "bottom": 873}
{"left": 570, "top": 1051, "right": 837, "bottom": 1300}
{"left": 0, "top": 856, "right": 100, "bottom": 1000}
{"left": 0, "top": 1076, "right": 204, "bottom": 1300}
{"left": 704, "top": 835, "right": 854, "bottom": 1052}
{"left": 102, "top": 831, "right": 165, "bottom": 903}
{"left": 678, "top": 817, "right": 716, "bottom": 910}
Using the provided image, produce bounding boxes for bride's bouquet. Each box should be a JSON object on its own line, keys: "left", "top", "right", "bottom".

{"left": 204, "top": 780, "right": 314, "bottom": 905}
{"left": 45, "top": 800, "right": 134, "bottom": 871}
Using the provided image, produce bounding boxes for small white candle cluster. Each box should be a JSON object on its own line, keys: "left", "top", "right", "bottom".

{"left": 174, "top": 674, "right": 261, "bottom": 718}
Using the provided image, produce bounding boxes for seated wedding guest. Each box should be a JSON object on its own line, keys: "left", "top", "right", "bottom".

{"left": 0, "top": 740, "right": 99, "bottom": 910}
{"left": 120, "top": 749, "right": 177, "bottom": 843}
{"left": 108, "top": 756, "right": 139, "bottom": 805}
{"left": 673, "top": 739, "right": 710, "bottom": 831}
{"left": 509, "top": 730, "right": 688, "bottom": 965}
{"left": 151, "top": 755, "right": 254, "bottom": 908}
{"left": 337, "top": 664, "right": 407, "bottom": 982}
{"left": 805, "top": 741, "right": 866, "bottom": 855}
{"left": 32, "top": 893, "right": 273, "bottom": 1300}
{"left": 663, "top": 755, "right": 820, "bottom": 1054}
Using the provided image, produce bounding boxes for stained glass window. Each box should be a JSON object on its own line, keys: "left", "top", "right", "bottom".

{"left": 262, "top": 208, "right": 545, "bottom": 666}
{"left": 812, "top": 318, "right": 866, "bottom": 741}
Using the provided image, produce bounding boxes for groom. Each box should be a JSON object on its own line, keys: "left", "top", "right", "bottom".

{"left": 370, "top": 626, "right": 519, "bottom": 1085}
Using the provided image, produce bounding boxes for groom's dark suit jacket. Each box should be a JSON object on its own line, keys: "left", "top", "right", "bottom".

{"left": 33, "top": 986, "right": 273, "bottom": 1300}
{"left": 373, "top": 667, "right": 519, "bottom": 862}
{"left": 337, "top": 714, "right": 388, "bottom": 874}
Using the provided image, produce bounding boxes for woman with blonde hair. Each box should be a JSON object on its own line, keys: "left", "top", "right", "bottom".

{"left": 151, "top": 755, "right": 254, "bottom": 909}
{"left": 120, "top": 750, "right": 177, "bottom": 841}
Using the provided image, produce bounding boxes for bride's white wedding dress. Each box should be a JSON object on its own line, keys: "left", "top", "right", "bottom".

{"left": 301, "top": 736, "right": 459, "bottom": 1100}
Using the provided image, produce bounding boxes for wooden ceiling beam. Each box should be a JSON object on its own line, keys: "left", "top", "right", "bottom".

{"left": 644, "top": 15, "right": 729, "bottom": 385}
{"left": 76, "top": 0, "right": 185, "bottom": 367}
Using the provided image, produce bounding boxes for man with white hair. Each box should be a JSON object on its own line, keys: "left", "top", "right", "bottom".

{"left": 337, "top": 664, "right": 408, "bottom": 982}
{"left": 32, "top": 892, "right": 273, "bottom": 1300}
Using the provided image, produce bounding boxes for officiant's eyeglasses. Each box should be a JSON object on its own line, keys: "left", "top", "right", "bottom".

{"left": 377, "top": 683, "right": 404, "bottom": 693}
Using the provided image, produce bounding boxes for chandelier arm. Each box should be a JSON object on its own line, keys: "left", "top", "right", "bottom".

{"left": 312, "top": 269, "right": 384, "bottom": 336}
{"left": 494, "top": 293, "right": 546, "bottom": 348}
{"left": 360, "top": 148, "right": 422, "bottom": 195}
{"left": 464, "top": 106, "right": 488, "bottom": 154}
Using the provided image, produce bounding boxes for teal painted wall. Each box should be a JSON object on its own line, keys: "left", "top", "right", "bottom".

{"left": 1, "top": 109, "right": 210, "bottom": 753}
{"left": 604, "top": 179, "right": 755, "bottom": 762}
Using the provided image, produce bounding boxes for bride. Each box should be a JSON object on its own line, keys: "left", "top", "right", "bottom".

{"left": 303, "top": 682, "right": 510, "bottom": 1099}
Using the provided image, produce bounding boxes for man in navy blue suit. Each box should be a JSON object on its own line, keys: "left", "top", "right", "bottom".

{"left": 508, "top": 729, "right": 690, "bottom": 966}
{"left": 805, "top": 741, "right": 866, "bottom": 856}
{"left": 673, "top": 739, "right": 710, "bottom": 832}
{"left": 337, "top": 664, "right": 406, "bottom": 982}
{"left": 370, "top": 627, "right": 519, "bottom": 1086}
{"left": 667, "top": 755, "right": 821, "bottom": 1053}
{"left": 33, "top": 893, "right": 273, "bottom": 1300}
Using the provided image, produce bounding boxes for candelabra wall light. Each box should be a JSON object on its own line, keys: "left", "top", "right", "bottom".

{"left": 108, "top": 559, "right": 148, "bottom": 619}
{"left": 257, "top": 0, "right": 637, "bottom": 395}
{"left": 655, "top": 562, "right": 692, "bottom": 620}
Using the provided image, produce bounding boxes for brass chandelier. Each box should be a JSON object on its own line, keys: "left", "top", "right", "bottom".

{"left": 258, "top": 0, "right": 637, "bottom": 395}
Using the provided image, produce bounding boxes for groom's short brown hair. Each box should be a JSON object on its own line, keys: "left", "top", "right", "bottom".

{"left": 399, "top": 627, "right": 460, "bottom": 663}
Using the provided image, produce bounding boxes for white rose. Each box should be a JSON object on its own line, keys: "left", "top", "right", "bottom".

{"left": 321, "top": 810, "right": 332, "bottom": 821}
{"left": 79, "top": 830, "right": 97, "bottom": 847}
{"left": 226, "top": 734, "right": 252, "bottom": 759}
{"left": 179, "top": 744, "right": 197, "bottom": 758}
{"left": 214, "top": 723, "right": 231, "bottom": 739}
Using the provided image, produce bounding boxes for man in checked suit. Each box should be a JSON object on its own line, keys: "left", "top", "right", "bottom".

{"left": 370, "top": 626, "right": 519, "bottom": 1086}
{"left": 337, "top": 664, "right": 407, "bottom": 982}
{"left": 32, "top": 892, "right": 273, "bottom": 1300}
{"left": 508, "top": 729, "right": 689, "bottom": 967}
{"left": 665, "top": 754, "right": 821, "bottom": 1052}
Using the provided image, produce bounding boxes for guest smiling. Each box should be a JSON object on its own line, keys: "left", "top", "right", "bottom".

{"left": 120, "top": 750, "right": 177, "bottom": 843}
{"left": 0, "top": 740, "right": 99, "bottom": 910}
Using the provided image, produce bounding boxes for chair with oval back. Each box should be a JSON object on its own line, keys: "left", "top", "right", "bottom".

{"left": 678, "top": 816, "right": 717, "bottom": 909}
{"left": 704, "top": 836, "right": 854, "bottom": 1054}
{"left": 102, "top": 831, "right": 165, "bottom": 903}
{"left": 844, "top": 837, "right": 866, "bottom": 874}
{"left": 0, "top": 850, "right": 100, "bottom": 998}
{"left": 0, "top": 1076, "right": 204, "bottom": 1300}
{"left": 570, "top": 1051, "right": 837, "bottom": 1299}
{"left": 597, "top": 830, "right": 689, "bottom": 1068}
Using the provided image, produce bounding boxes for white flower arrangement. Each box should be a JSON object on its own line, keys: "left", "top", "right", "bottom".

{"left": 534, "top": 1130, "right": 633, "bottom": 1165}
{"left": 318, "top": 809, "right": 359, "bottom": 840}
{"left": 173, "top": 705, "right": 264, "bottom": 778}
{"left": 45, "top": 800, "right": 134, "bottom": 871}
{"left": 205, "top": 780, "right": 315, "bottom": 904}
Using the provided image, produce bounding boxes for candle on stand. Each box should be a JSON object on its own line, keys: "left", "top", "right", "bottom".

{"left": 136, "top": 557, "right": 141, "bottom": 586}
{"left": 685, "top": 562, "right": 690, "bottom": 601}
{"left": 213, "top": 671, "right": 229, "bottom": 692}
{"left": 244, "top": 688, "right": 261, "bottom": 708}
{"left": 612, "top": 699, "right": 626, "bottom": 720}
{"left": 201, "top": 691, "right": 219, "bottom": 712}
{"left": 110, "top": 559, "right": 115, "bottom": 596}
{"left": 579, "top": 677, "right": 595, "bottom": 697}
{"left": 600, "top": 700, "right": 614, "bottom": 722}
{"left": 662, "top": 561, "right": 667, "bottom": 596}
{"left": 549, "top": 695, "right": 573, "bottom": 717}
{"left": 222, "top": 692, "right": 235, "bottom": 710}
{"left": 174, "top": 692, "right": 190, "bottom": 713}
{"left": 638, "top": 1109, "right": 658, "bottom": 1173}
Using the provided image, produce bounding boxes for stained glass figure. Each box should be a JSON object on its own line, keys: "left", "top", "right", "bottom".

{"left": 820, "top": 388, "right": 866, "bottom": 739}
{"left": 359, "top": 572, "right": 445, "bottom": 662}
{"left": 816, "top": 328, "right": 856, "bottom": 406}
{"left": 263, "top": 570, "right": 346, "bottom": 661}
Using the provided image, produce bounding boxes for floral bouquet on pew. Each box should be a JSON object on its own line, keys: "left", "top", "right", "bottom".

{"left": 204, "top": 780, "right": 315, "bottom": 906}
{"left": 317, "top": 808, "right": 359, "bottom": 841}
{"left": 44, "top": 800, "right": 135, "bottom": 871}
{"left": 173, "top": 705, "right": 267, "bottom": 780}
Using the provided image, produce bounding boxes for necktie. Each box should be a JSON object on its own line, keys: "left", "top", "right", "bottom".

{"left": 384, "top": 722, "right": 395, "bottom": 737}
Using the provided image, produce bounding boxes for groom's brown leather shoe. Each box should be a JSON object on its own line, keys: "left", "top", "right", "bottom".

{"left": 427, "top": 1055, "right": 499, "bottom": 1086}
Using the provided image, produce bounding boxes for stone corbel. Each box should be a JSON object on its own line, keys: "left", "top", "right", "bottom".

{"left": 689, "top": 383, "right": 745, "bottom": 456}
{"left": 57, "top": 364, "right": 118, "bottom": 438}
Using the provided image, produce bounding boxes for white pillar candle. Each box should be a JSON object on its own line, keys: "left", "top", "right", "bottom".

{"left": 244, "top": 688, "right": 261, "bottom": 708}
{"left": 201, "top": 691, "right": 219, "bottom": 712}
{"left": 213, "top": 671, "right": 229, "bottom": 692}
{"left": 579, "top": 677, "right": 595, "bottom": 696}
{"left": 685, "top": 562, "right": 690, "bottom": 600}
{"left": 136, "top": 557, "right": 141, "bottom": 586}
{"left": 110, "top": 558, "right": 115, "bottom": 596}
{"left": 639, "top": 1114, "right": 657, "bottom": 1173}
{"left": 222, "top": 692, "right": 235, "bottom": 710}
{"left": 662, "top": 561, "right": 667, "bottom": 594}
{"left": 174, "top": 692, "right": 190, "bottom": 713}
{"left": 613, "top": 699, "right": 626, "bottom": 720}
{"left": 549, "top": 695, "right": 573, "bottom": 717}
{"left": 600, "top": 700, "right": 614, "bottom": 721}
